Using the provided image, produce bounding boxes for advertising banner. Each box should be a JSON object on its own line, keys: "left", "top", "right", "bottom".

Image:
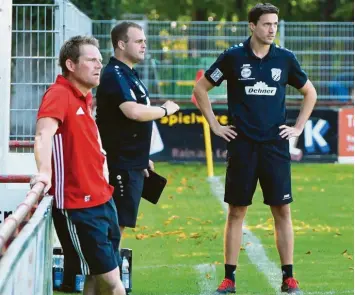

{"left": 150, "top": 108, "right": 339, "bottom": 163}
{"left": 338, "top": 107, "right": 354, "bottom": 163}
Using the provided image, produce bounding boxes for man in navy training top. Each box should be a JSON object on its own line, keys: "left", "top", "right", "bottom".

{"left": 96, "top": 21, "right": 179, "bottom": 244}
{"left": 193, "top": 3, "right": 317, "bottom": 294}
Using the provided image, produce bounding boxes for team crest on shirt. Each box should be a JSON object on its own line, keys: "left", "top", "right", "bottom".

{"left": 271, "top": 68, "right": 282, "bottom": 81}
{"left": 239, "top": 64, "right": 255, "bottom": 81}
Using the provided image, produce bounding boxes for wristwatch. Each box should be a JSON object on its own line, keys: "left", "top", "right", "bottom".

{"left": 160, "top": 106, "right": 168, "bottom": 117}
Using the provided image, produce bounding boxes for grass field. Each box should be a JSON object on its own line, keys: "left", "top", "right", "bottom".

{"left": 55, "top": 163, "right": 354, "bottom": 295}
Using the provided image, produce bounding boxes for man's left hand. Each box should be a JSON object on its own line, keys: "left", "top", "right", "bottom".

{"left": 279, "top": 125, "right": 303, "bottom": 140}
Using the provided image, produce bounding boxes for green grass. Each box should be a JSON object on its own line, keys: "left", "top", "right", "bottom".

{"left": 55, "top": 163, "right": 353, "bottom": 295}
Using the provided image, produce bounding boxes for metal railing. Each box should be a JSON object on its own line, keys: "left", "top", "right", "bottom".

{"left": 93, "top": 20, "right": 354, "bottom": 102}
{"left": 0, "top": 181, "right": 43, "bottom": 251}
{"left": 0, "top": 194, "right": 53, "bottom": 295}
{"left": 10, "top": 0, "right": 92, "bottom": 144}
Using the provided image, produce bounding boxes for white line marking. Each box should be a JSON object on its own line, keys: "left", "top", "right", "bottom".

{"left": 196, "top": 264, "right": 217, "bottom": 295}
{"left": 208, "top": 176, "right": 282, "bottom": 292}
{"left": 208, "top": 176, "right": 354, "bottom": 295}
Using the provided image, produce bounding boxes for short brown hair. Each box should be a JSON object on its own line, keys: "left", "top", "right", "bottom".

{"left": 111, "top": 21, "right": 143, "bottom": 50}
{"left": 248, "top": 3, "right": 279, "bottom": 25}
{"left": 59, "top": 35, "right": 99, "bottom": 75}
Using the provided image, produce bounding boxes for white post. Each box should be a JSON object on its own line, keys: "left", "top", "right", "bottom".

{"left": 0, "top": 0, "right": 13, "bottom": 174}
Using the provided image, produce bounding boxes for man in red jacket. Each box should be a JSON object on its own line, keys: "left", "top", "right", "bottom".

{"left": 31, "top": 35, "right": 125, "bottom": 295}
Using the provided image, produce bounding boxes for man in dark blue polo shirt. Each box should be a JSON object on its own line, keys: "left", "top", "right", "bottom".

{"left": 96, "top": 22, "right": 179, "bottom": 239}
{"left": 193, "top": 3, "right": 317, "bottom": 294}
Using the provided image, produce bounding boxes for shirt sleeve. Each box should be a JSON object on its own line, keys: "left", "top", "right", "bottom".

{"left": 205, "top": 49, "right": 231, "bottom": 86}
{"left": 37, "top": 87, "right": 69, "bottom": 124}
{"left": 288, "top": 53, "right": 308, "bottom": 89}
{"left": 103, "top": 70, "right": 138, "bottom": 106}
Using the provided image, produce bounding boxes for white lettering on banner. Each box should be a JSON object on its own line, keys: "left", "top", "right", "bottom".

{"left": 245, "top": 82, "right": 277, "bottom": 96}
{"left": 346, "top": 114, "right": 354, "bottom": 127}
{"left": 304, "top": 119, "right": 330, "bottom": 153}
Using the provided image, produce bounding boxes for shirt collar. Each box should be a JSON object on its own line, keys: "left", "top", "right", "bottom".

{"left": 243, "top": 36, "right": 275, "bottom": 60}
{"left": 109, "top": 57, "right": 139, "bottom": 77}
{"left": 55, "top": 75, "right": 92, "bottom": 102}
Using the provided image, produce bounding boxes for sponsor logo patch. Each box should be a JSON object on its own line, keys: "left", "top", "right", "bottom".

{"left": 245, "top": 81, "right": 277, "bottom": 96}
{"left": 210, "top": 68, "right": 223, "bottom": 82}
{"left": 239, "top": 64, "right": 255, "bottom": 81}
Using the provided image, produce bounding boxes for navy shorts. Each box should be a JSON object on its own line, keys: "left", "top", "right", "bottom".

{"left": 225, "top": 136, "right": 292, "bottom": 206}
{"left": 52, "top": 198, "right": 121, "bottom": 276}
{"left": 109, "top": 168, "right": 144, "bottom": 228}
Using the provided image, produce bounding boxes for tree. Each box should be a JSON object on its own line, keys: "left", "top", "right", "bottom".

{"left": 13, "top": 0, "right": 354, "bottom": 21}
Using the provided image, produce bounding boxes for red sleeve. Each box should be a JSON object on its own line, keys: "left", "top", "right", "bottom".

{"left": 37, "top": 86, "right": 69, "bottom": 124}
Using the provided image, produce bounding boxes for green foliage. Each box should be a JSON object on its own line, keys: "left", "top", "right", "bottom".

{"left": 14, "top": 0, "right": 354, "bottom": 21}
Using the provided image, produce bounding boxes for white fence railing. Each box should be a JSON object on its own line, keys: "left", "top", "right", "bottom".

{"left": 0, "top": 196, "right": 53, "bottom": 295}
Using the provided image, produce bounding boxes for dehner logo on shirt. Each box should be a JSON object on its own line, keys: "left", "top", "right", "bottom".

{"left": 245, "top": 81, "right": 277, "bottom": 96}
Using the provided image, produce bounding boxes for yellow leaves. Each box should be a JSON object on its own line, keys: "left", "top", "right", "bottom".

{"left": 342, "top": 250, "right": 353, "bottom": 260}
{"left": 137, "top": 213, "right": 144, "bottom": 220}
{"left": 187, "top": 217, "right": 201, "bottom": 222}
{"left": 164, "top": 215, "right": 180, "bottom": 226}
{"left": 150, "top": 231, "right": 164, "bottom": 237}
{"left": 180, "top": 177, "right": 187, "bottom": 186}
{"left": 205, "top": 273, "right": 211, "bottom": 279}
{"left": 178, "top": 232, "right": 187, "bottom": 239}
{"left": 190, "top": 233, "right": 201, "bottom": 239}
{"left": 176, "top": 186, "right": 184, "bottom": 193}
{"left": 135, "top": 234, "right": 149, "bottom": 240}
{"left": 176, "top": 252, "right": 209, "bottom": 258}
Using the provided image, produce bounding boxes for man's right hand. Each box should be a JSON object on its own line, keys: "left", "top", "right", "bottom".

{"left": 30, "top": 172, "right": 51, "bottom": 194}
{"left": 211, "top": 124, "right": 238, "bottom": 142}
{"left": 161, "top": 100, "right": 180, "bottom": 115}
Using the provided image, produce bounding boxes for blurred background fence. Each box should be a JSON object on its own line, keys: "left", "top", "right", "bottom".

{"left": 10, "top": 0, "right": 354, "bottom": 144}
